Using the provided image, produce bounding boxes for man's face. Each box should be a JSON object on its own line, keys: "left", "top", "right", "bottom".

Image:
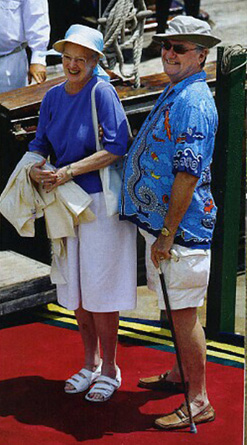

{"left": 161, "top": 39, "right": 207, "bottom": 84}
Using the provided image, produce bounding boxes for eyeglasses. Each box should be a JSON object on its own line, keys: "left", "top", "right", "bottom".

{"left": 62, "top": 54, "right": 88, "bottom": 65}
{"left": 161, "top": 41, "right": 197, "bottom": 55}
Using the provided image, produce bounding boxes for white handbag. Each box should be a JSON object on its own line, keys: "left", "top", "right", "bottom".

{"left": 91, "top": 81, "right": 131, "bottom": 217}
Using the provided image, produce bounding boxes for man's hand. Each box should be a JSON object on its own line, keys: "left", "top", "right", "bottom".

{"left": 151, "top": 233, "right": 175, "bottom": 268}
{"left": 151, "top": 172, "right": 199, "bottom": 268}
{"left": 28, "top": 64, "right": 46, "bottom": 84}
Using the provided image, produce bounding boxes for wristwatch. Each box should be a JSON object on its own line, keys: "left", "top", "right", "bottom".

{"left": 160, "top": 226, "right": 172, "bottom": 237}
{"left": 66, "top": 164, "right": 74, "bottom": 179}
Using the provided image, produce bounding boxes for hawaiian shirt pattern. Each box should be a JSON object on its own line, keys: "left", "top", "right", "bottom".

{"left": 120, "top": 71, "right": 218, "bottom": 248}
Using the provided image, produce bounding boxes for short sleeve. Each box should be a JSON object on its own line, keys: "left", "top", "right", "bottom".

{"left": 95, "top": 83, "right": 129, "bottom": 156}
{"left": 172, "top": 105, "right": 209, "bottom": 178}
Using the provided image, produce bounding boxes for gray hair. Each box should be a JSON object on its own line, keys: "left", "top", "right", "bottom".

{"left": 195, "top": 44, "right": 209, "bottom": 68}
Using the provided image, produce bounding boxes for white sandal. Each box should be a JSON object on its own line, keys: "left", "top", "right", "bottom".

{"left": 64, "top": 360, "right": 102, "bottom": 394}
{"left": 85, "top": 366, "right": 121, "bottom": 402}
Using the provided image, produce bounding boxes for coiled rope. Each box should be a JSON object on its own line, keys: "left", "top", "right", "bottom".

{"left": 98, "top": 0, "right": 152, "bottom": 88}
{"left": 221, "top": 44, "right": 247, "bottom": 75}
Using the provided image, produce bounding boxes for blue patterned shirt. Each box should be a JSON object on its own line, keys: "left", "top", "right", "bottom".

{"left": 120, "top": 71, "right": 218, "bottom": 248}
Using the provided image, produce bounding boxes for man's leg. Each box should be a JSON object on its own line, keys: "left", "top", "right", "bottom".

{"left": 169, "top": 307, "right": 209, "bottom": 414}
{"left": 144, "top": 0, "right": 171, "bottom": 58}
{"left": 139, "top": 307, "right": 207, "bottom": 407}
{"left": 156, "top": 0, "right": 172, "bottom": 33}
{"left": 154, "top": 306, "right": 215, "bottom": 429}
{"left": 184, "top": 0, "right": 200, "bottom": 18}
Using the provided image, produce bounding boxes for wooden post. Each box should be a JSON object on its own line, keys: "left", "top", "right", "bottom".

{"left": 206, "top": 47, "right": 246, "bottom": 337}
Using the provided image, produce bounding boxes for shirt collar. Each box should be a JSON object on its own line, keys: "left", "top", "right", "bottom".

{"left": 163, "top": 70, "right": 206, "bottom": 99}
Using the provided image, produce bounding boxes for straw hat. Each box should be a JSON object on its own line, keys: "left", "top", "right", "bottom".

{"left": 153, "top": 16, "right": 221, "bottom": 49}
{"left": 53, "top": 24, "right": 104, "bottom": 57}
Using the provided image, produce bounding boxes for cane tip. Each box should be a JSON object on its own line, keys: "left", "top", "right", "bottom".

{"left": 190, "top": 423, "right": 197, "bottom": 434}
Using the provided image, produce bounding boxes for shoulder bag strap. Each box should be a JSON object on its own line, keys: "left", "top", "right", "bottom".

{"left": 91, "top": 81, "right": 133, "bottom": 153}
{"left": 91, "top": 81, "right": 104, "bottom": 152}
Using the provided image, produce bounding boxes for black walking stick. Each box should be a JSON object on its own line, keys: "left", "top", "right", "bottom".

{"left": 158, "top": 249, "right": 197, "bottom": 434}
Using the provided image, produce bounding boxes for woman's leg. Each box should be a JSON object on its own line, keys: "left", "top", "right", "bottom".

{"left": 75, "top": 307, "right": 101, "bottom": 369}
{"left": 94, "top": 311, "right": 119, "bottom": 377}
{"left": 86, "top": 311, "right": 120, "bottom": 401}
{"left": 65, "top": 306, "right": 101, "bottom": 391}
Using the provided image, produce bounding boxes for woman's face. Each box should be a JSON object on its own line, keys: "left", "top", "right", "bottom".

{"left": 62, "top": 42, "right": 98, "bottom": 87}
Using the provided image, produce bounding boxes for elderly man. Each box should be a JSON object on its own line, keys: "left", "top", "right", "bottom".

{"left": 120, "top": 16, "right": 221, "bottom": 430}
{"left": 0, "top": 0, "right": 50, "bottom": 93}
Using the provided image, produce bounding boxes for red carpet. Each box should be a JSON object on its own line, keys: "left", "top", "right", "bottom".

{"left": 0, "top": 322, "right": 244, "bottom": 445}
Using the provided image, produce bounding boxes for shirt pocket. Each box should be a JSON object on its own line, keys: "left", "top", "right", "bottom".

{"left": 166, "top": 247, "right": 211, "bottom": 290}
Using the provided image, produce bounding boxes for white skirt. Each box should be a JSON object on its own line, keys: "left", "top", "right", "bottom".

{"left": 56, "top": 192, "right": 137, "bottom": 312}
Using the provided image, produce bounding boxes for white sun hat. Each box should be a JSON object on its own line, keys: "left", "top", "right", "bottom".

{"left": 153, "top": 16, "right": 221, "bottom": 48}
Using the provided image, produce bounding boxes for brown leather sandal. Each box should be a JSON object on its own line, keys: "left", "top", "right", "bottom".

{"left": 155, "top": 403, "right": 215, "bottom": 430}
{"left": 138, "top": 370, "right": 186, "bottom": 393}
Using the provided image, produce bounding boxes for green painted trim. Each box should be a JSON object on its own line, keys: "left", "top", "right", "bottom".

{"left": 207, "top": 47, "right": 246, "bottom": 335}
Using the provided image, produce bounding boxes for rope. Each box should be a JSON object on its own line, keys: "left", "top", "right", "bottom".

{"left": 98, "top": 0, "right": 152, "bottom": 88}
{"left": 221, "top": 44, "right": 247, "bottom": 75}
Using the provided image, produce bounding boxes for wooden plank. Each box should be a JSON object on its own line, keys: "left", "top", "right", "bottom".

{"left": 0, "top": 289, "right": 56, "bottom": 316}
{"left": 0, "top": 62, "right": 217, "bottom": 119}
{"left": 0, "top": 251, "right": 56, "bottom": 314}
{"left": 0, "top": 276, "right": 55, "bottom": 303}
{"left": 0, "top": 251, "right": 51, "bottom": 287}
{"left": 0, "top": 70, "right": 121, "bottom": 119}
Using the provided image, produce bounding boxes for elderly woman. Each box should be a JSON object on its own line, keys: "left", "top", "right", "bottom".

{"left": 29, "top": 25, "right": 137, "bottom": 402}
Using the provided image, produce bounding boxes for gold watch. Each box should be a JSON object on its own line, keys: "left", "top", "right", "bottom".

{"left": 66, "top": 164, "right": 74, "bottom": 179}
{"left": 160, "top": 226, "right": 172, "bottom": 237}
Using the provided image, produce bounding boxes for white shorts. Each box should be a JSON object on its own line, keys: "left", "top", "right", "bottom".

{"left": 141, "top": 230, "right": 211, "bottom": 310}
{"left": 56, "top": 192, "right": 137, "bottom": 312}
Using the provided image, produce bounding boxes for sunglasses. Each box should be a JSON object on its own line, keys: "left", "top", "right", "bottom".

{"left": 161, "top": 41, "right": 197, "bottom": 55}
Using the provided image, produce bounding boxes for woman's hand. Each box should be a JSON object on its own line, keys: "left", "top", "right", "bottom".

{"left": 29, "top": 158, "right": 57, "bottom": 188}
{"left": 44, "top": 166, "right": 72, "bottom": 192}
